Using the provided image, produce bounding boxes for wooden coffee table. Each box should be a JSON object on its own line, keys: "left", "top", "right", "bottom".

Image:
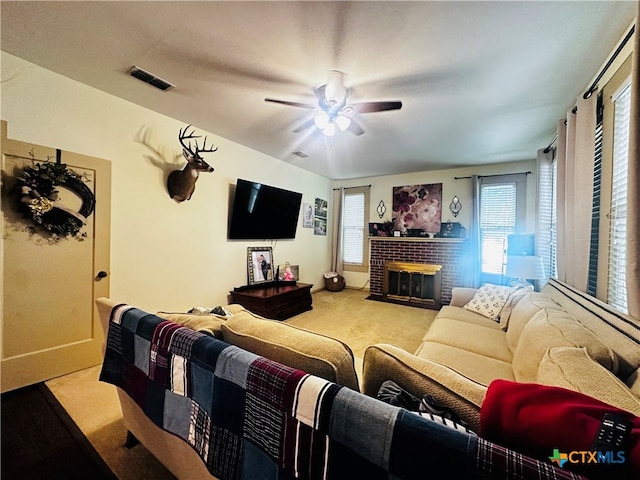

{"left": 229, "top": 282, "right": 313, "bottom": 320}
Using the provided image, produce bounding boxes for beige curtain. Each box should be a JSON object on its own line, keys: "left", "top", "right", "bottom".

{"left": 555, "top": 94, "right": 598, "bottom": 292}
{"left": 555, "top": 119, "right": 568, "bottom": 281}
{"left": 330, "top": 187, "right": 344, "bottom": 274}
{"left": 626, "top": 4, "right": 640, "bottom": 318}
{"left": 462, "top": 175, "right": 481, "bottom": 288}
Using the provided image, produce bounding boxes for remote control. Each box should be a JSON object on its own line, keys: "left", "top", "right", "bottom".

{"left": 591, "top": 412, "right": 632, "bottom": 452}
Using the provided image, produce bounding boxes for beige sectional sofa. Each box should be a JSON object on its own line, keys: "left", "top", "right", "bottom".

{"left": 362, "top": 278, "right": 640, "bottom": 431}
{"left": 96, "top": 277, "right": 640, "bottom": 477}
{"left": 97, "top": 299, "right": 362, "bottom": 480}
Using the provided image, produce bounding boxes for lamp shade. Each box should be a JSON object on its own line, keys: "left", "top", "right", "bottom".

{"left": 505, "top": 255, "right": 546, "bottom": 280}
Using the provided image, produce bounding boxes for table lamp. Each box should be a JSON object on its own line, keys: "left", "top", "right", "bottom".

{"left": 505, "top": 255, "right": 546, "bottom": 288}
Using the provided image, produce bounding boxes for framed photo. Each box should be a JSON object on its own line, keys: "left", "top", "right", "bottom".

{"left": 314, "top": 198, "right": 327, "bottom": 219}
{"left": 313, "top": 197, "right": 328, "bottom": 235}
{"left": 277, "top": 263, "right": 299, "bottom": 282}
{"left": 314, "top": 217, "right": 327, "bottom": 235}
{"left": 247, "top": 247, "right": 274, "bottom": 284}
{"left": 438, "top": 222, "right": 463, "bottom": 238}
{"left": 302, "top": 202, "right": 314, "bottom": 228}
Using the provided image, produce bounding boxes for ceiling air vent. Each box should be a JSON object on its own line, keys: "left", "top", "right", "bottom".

{"left": 128, "top": 66, "right": 175, "bottom": 91}
{"left": 293, "top": 150, "right": 309, "bottom": 158}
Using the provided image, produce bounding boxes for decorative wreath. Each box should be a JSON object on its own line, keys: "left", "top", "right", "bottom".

{"left": 14, "top": 161, "right": 95, "bottom": 240}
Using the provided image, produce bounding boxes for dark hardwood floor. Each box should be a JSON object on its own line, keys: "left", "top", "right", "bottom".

{"left": 1, "top": 382, "right": 117, "bottom": 480}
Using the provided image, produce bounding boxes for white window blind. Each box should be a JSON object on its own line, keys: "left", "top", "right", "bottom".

{"left": 587, "top": 119, "right": 604, "bottom": 296}
{"left": 537, "top": 154, "right": 556, "bottom": 284}
{"left": 607, "top": 82, "right": 631, "bottom": 313}
{"left": 550, "top": 159, "right": 558, "bottom": 278}
{"left": 342, "top": 191, "right": 365, "bottom": 265}
{"left": 480, "top": 183, "right": 517, "bottom": 275}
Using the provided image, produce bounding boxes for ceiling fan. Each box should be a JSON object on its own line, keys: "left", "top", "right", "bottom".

{"left": 265, "top": 70, "right": 402, "bottom": 136}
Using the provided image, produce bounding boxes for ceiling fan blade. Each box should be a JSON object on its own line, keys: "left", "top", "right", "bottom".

{"left": 346, "top": 118, "right": 365, "bottom": 136}
{"left": 292, "top": 118, "right": 316, "bottom": 133}
{"left": 265, "top": 98, "right": 316, "bottom": 109}
{"left": 351, "top": 101, "right": 403, "bottom": 114}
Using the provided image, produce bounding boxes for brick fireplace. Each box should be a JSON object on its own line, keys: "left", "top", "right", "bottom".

{"left": 384, "top": 261, "right": 442, "bottom": 308}
{"left": 370, "top": 238, "right": 464, "bottom": 305}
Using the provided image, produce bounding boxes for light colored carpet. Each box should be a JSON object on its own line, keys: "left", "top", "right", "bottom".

{"left": 46, "top": 288, "right": 436, "bottom": 479}
{"left": 46, "top": 365, "right": 177, "bottom": 479}
{"left": 286, "top": 288, "right": 436, "bottom": 359}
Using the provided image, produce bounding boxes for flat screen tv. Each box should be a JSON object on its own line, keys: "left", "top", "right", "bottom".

{"left": 228, "top": 178, "right": 303, "bottom": 240}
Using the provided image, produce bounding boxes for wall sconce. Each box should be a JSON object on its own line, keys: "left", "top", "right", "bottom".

{"left": 449, "top": 196, "right": 462, "bottom": 217}
{"left": 377, "top": 200, "right": 387, "bottom": 218}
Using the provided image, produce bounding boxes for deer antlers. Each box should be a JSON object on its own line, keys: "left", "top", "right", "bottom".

{"left": 167, "top": 125, "right": 218, "bottom": 202}
{"left": 178, "top": 125, "right": 218, "bottom": 160}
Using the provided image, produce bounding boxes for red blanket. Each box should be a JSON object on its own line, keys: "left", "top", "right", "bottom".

{"left": 480, "top": 380, "right": 640, "bottom": 479}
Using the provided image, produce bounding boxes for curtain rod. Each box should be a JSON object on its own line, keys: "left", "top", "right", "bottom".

{"left": 333, "top": 184, "right": 371, "bottom": 191}
{"left": 454, "top": 171, "right": 531, "bottom": 180}
{"left": 542, "top": 23, "right": 634, "bottom": 154}
{"left": 543, "top": 134, "right": 558, "bottom": 154}
{"left": 583, "top": 24, "right": 635, "bottom": 100}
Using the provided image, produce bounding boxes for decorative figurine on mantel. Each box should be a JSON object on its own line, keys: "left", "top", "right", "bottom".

{"left": 167, "top": 125, "right": 217, "bottom": 202}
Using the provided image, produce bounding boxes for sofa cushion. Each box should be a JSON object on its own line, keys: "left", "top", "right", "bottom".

{"left": 422, "top": 319, "right": 512, "bottom": 363}
{"left": 537, "top": 347, "right": 640, "bottom": 416}
{"left": 155, "top": 312, "right": 228, "bottom": 338}
{"left": 221, "top": 311, "right": 359, "bottom": 391}
{"left": 628, "top": 369, "right": 640, "bottom": 398}
{"left": 497, "top": 286, "right": 532, "bottom": 331}
{"left": 505, "top": 292, "right": 564, "bottom": 352}
{"left": 414, "top": 341, "right": 514, "bottom": 386}
{"left": 463, "top": 284, "right": 513, "bottom": 321}
{"left": 434, "top": 306, "right": 502, "bottom": 329}
{"left": 512, "top": 309, "right": 618, "bottom": 382}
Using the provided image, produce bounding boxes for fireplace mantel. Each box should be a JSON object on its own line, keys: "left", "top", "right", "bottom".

{"left": 369, "top": 237, "right": 465, "bottom": 305}
{"left": 369, "top": 237, "right": 464, "bottom": 243}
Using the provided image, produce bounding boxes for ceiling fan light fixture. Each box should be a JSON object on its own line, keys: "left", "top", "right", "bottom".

{"left": 322, "top": 122, "right": 336, "bottom": 136}
{"left": 335, "top": 114, "right": 351, "bottom": 132}
{"left": 314, "top": 111, "right": 330, "bottom": 129}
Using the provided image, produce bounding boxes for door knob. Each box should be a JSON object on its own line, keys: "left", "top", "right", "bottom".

{"left": 96, "top": 271, "right": 108, "bottom": 279}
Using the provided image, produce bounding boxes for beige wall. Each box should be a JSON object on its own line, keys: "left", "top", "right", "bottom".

{"left": 1, "top": 52, "right": 538, "bottom": 306}
{"left": 1, "top": 53, "right": 333, "bottom": 311}
{"left": 334, "top": 160, "right": 537, "bottom": 288}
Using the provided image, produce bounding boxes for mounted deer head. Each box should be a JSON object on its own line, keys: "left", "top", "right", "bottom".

{"left": 167, "top": 125, "right": 218, "bottom": 202}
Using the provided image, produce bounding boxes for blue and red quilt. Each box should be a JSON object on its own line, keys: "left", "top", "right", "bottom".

{"left": 100, "top": 303, "right": 584, "bottom": 479}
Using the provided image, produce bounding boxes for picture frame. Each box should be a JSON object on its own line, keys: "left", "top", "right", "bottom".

{"left": 314, "top": 197, "right": 328, "bottom": 235}
{"left": 314, "top": 217, "right": 327, "bottom": 235}
{"left": 438, "top": 222, "right": 463, "bottom": 238}
{"left": 247, "top": 247, "right": 274, "bottom": 284}
{"left": 276, "top": 263, "right": 299, "bottom": 282}
{"left": 314, "top": 198, "right": 327, "bottom": 219}
{"left": 392, "top": 183, "right": 443, "bottom": 235}
{"left": 302, "top": 203, "right": 314, "bottom": 228}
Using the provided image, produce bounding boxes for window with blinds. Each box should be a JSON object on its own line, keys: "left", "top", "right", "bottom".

{"left": 480, "top": 183, "right": 517, "bottom": 277}
{"left": 537, "top": 152, "right": 556, "bottom": 283}
{"left": 607, "top": 82, "right": 631, "bottom": 313}
{"left": 550, "top": 159, "right": 558, "bottom": 278}
{"left": 342, "top": 189, "right": 368, "bottom": 267}
{"left": 587, "top": 94, "right": 604, "bottom": 296}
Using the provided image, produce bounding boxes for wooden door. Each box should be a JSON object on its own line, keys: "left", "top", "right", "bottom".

{"left": 1, "top": 122, "right": 111, "bottom": 392}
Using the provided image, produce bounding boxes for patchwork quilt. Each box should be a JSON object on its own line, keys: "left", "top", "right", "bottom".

{"left": 100, "top": 304, "right": 585, "bottom": 480}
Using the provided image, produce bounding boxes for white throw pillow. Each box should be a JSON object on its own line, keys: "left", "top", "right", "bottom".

{"left": 463, "top": 284, "right": 514, "bottom": 321}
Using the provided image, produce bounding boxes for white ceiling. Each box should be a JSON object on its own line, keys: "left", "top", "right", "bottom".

{"left": 1, "top": 1, "right": 636, "bottom": 180}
